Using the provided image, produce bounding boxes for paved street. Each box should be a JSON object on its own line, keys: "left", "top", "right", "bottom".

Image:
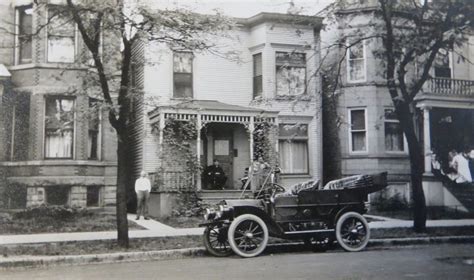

{"left": 2, "top": 244, "right": 473, "bottom": 280}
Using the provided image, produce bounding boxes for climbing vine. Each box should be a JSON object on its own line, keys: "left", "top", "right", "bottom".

{"left": 253, "top": 121, "right": 279, "bottom": 166}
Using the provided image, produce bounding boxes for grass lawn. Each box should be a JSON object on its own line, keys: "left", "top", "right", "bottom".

{"left": 0, "top": 209, "right": 144, "bottom": 235}
{"left": 2, "top": 226, "right": 473, "bottom": 257}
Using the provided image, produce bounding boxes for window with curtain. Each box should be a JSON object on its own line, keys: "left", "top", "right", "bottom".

{"left": 349, "top": 109, "right": 367, "bottom": 152}
{"left": 384, "top": 109, "right": 405, "bottom": 152}
{"left": 278, "top": 124, "right": 309, "bottom": 174}
{"left": 17, "top": 5, "right": 33, "bottom": 64}
{"left": 276, "top": 52, "right": 306, "bottom": 96}
{"left": 253, "top": 53, "right": 262, "bottom": 98}
{"left": 88, "top": 99, "right": 100, "bottom": 160}
{"left": 347, "top": 41, "right": 366, "bottom": 82}
{"left": 44, "top": 97, "right": 75, "bottom": 158}
{"left": 173, "top": 51, "right": 193, "bottom": 98}
{"left": 47, "top": 8, "right": 75, "bottom": 63}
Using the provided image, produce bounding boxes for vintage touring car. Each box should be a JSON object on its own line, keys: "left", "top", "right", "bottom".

{"left": 200, "top": 172, "right": 388, "bottom": 258}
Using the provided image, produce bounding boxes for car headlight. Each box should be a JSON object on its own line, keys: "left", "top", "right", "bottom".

{"left": 203, "top": 204, "right": 232, "bottom": 220}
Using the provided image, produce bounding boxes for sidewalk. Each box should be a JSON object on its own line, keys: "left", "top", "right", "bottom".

{"left": 1, "top": 214, "right": 473, "bottom": 246}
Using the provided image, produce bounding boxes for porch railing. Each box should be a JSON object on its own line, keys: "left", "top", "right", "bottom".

{"left": 425, "top": 77, "right": 474, "bottom": 97}
{"left": 151, "top": 171, "right": 195, "bottom": 192}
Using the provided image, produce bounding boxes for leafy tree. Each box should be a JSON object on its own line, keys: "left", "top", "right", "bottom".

{"left": 323, "top": 0, "right": 473, "bottom": 231}
{"left": 52, "top": 0, "right": 232, "bottom": 247}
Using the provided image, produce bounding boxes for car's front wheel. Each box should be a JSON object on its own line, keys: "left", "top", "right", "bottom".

{"left": 228, "top": 214, "right": 269, "bottom": 258}
{"left": 203, "top": 224, "right": 233, "bottom": 257}
{"left": 335, "top": 212, "right": 370, "bottom": 252}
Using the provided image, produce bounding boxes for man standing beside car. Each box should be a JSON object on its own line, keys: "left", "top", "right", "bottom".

{"left": 135, "top": 170, "right": 151, "bottom": 220}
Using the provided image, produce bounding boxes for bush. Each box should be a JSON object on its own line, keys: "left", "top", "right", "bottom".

{"left": 3, "top": 183, "right": 27, "bottom": 209}
{"left": 171, "top": 192, "right": 210, "bottom": 217}
{"left": 374, "top": 192, "right": 408, "bottom": 212}
{"left": 13, "top": 205, "right": 92, "bottom": 221}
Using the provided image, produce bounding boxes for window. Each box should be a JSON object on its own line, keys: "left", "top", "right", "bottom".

{"left": 44, "top": 97, "right": 75, "bottom": 158}
{"left": 173, "top": 51, "right": 193, "bottom": 98}
{"left": 16, "top": 5, "right": 33, "bottom": 64}
{"left": 434, "top": 49, "right": 452, "bottom": 79}
{"left": 253, "top": 53, "right": 262, "bottom": 98}
{"left": 47, "top": 8, "right": 76, "bottom": 63}
{"left": 278, "top": 124, "right": 309, "bottom": 174}
{"left": 349, "top": 109, "right": 367, "bottom": 152}
{"left": 88, "top": 99, "right": 101, "bottom": 160}
{"left": 276, "top": 52, "right": 306, "bottom": 96}
{"left": 87, "top": 186, "right": 101, "bottom": 207}
{"left": 384, "top": 109, "right": 405, "bottom": 152}
{"left": 347, "top": 41, "right": 366, "bottom": 82}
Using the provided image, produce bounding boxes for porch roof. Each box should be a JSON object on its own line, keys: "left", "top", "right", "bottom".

{"left": 148, "top": 100, "right": 279, "bottom": 124}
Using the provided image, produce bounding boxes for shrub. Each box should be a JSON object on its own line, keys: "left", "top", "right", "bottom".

{"left": 13, "top": 205, "right": 92, "bottom": 221}
{"left": 374, "top": 192, "right": 408, "bottom": 212}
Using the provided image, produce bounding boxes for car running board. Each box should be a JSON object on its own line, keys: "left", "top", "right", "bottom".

{"left": 284, "top": 229, "right": 334, "bottom": 235}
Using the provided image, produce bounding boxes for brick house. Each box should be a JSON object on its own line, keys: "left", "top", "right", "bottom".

{"left": 129, "top": 12, "right": 324, "bottom": 214}
{"left": 0, "top": 0, "right": 117, "bottom": 208}
{"left": 324, "top": 0, "right": 474, "bottom": 210}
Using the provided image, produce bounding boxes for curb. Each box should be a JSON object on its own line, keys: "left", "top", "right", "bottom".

{"left": 1, "top": 235, "right": 473, "bottom": 270}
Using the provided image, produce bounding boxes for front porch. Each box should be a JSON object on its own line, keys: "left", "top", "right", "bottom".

{"left": 148, "top": 100, "right": 279, "bottom": 193}
{"left": 416, "top": 77, "right": 474, "bottom": 211}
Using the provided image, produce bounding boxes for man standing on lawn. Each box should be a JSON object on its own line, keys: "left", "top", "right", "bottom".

{"left": 135, "top": 171, "right": 151, "bottom": 220}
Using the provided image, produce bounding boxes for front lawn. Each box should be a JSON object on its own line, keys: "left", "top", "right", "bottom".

{"left": 0, "top": 206, "right": 144, "bottom": 234}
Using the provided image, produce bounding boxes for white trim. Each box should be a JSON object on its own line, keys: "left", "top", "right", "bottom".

{"left": 346, "top": 40, "right": 367, "bottom": 83}
{"left": 348, "top": 107, "right": 368, "bottom": 154}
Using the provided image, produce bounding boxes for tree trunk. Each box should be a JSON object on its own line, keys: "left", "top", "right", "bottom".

{"left": 116, "top": 130, "right": 130, "bottom": 247}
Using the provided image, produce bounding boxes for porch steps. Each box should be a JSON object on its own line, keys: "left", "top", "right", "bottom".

{"left": 198, "top": 190, "right": 254, "bottom": 205}
{"left": 444, "top": 183, "right": 474, "bottom": 212}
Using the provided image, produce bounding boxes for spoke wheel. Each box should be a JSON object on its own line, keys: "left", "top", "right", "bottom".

{"left": 203, "top": 224, "right": 232, "bottom": 257}
{"left": 228, "top": 214, "right": 269, "bottom": 258}
{"left": 336, "top": 212, "right": 370, "bottom": 252}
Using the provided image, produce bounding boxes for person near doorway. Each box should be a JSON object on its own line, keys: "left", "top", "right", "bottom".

{"left": 449, "top": 149, "right": 473, "bottom": 184}
{"left": 249, "top": 156, "right": 270, "bottom": 192}
{"left": 203, "top": 159, "right": 227, "bottom": 190}
{"left": 135, "top": 170, "right": 151, "bottom": 220}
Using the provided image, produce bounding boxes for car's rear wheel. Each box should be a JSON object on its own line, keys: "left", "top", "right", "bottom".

{"left": 203, "top": 224, "right": 233, "bottom": 257}
{"left": 228, "top": 214, "right": 269, "bottom": 258}
{"left": 335, "top": 212, "right": 370, "bottom": 252}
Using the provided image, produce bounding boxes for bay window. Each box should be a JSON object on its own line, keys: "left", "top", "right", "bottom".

{"left": 384, "top": 109, "right": 405, "bottom": 152}
{"left": 16, "top": 5, "right": 33, "bottom": 64}
{"left": 48, "top": 8, "right": 76, "bottom": 63}
{"left": 253, "top": 53, "right": 262, "bottom": 98}
{"left": 349, "top": 108, "right": 367, "bottom": 153}
{"left": 44, "top": 97, "right": 75, "bottom": 159}
{"left": 278, "top": 124, "right": 309, "bottom": 174}
{"left": 347, "top": 41, "right": 366, "bottom": 82}
{"left": 276, "top": 52, "right": 306, "bottom": 96}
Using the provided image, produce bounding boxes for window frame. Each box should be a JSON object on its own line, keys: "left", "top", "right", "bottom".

{"left": 384, "top": 108, "right": 407, "bottom": 154}
{"left": 15, "top": 5, "right": 34, "bottom": 65}
{"left": 88, "top": 98, "right": 102, "bottom": 160}
{"left": 275, "top": 51, "right": 307, "bottom": 96}
{"left": 172, "top": 51, "right": 194, "bottom": 99}
{"left": 346, "top": 40, "right": 367, "bottom": 83}
{"left": 253, "top": 53, "right": 263, "bottom": 98}
{"left": 348, "top": 108, "right": 368, "bottom": 154}
{"left": 46, "top": 7, "right": 78, "bottom": 64}
{"left": 278, "top": 123, "right": 310, "bottom": 175}
{"left": 43, "top": 96, "right": 76, "bottom": 160}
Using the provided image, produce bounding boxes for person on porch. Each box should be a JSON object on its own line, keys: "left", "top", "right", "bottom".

{"left": 249, "top": 156, "right": 270, "bottom": 192}
{"left": 448, "top": 149, "right": 472, "bottom": 184}
{"left": 203, "top": 159, "right": 227, "bottom": 190}
{"left": 135, "top": 170, "right": 151, "bottom": 220}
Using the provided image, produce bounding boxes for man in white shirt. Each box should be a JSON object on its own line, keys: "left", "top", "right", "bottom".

{"left": 451, "top": 150, "right": 473, "bottom": 184}
{"left": 135, "top": 170, "right": 151, "bottom": 220}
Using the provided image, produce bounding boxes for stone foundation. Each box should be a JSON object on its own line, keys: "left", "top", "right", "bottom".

{"left": 70, "top": 186, "right": 87, "bottom": 208}
{"left": 26, "top": 187, "right": 46, "bottom": 207}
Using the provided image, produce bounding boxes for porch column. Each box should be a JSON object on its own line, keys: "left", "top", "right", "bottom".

{"left": 196, "top": 114, "right": 202, "bottom": 191}
{"left": 249, "top": 117, "right": 255, "bottom": 162}
{"left": 274, "top": 118, "right": 279, "bottom": 154}
{"left": 422, "top": 106, "right": 432, "bottom": 174}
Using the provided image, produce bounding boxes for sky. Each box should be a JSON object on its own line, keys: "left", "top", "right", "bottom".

{"left": 142, "top": 0, "right": 334, "bottom": 18}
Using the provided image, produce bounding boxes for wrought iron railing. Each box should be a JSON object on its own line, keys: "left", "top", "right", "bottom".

{"left": 150, "top": 171, "right": 195, "bottom": 192}
{"left": 424, "top": 78, "right": 474, "bottom": 96}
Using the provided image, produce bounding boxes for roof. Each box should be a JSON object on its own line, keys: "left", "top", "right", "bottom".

{"left": 237, "top": 12, "right": 323, "bottom": 29}
{"left": 0, "top": 64, "right": 11, "bottom": 78}
{"left": 148, "top": 99, "right": 279, "bottom": 117}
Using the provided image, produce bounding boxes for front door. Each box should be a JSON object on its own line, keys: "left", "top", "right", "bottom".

{"left": 213, "top": 131, "right": 233, "bottom": 189}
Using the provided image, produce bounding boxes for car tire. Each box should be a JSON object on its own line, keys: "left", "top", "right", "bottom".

{"left": 203, "top": 224, "right": 233, "bottom": 257}
{"left": 335, "top": 212, "right": 370, "bottom": 252}
{"left": 228, "top": 214, "right": 269, "bottom": 258}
